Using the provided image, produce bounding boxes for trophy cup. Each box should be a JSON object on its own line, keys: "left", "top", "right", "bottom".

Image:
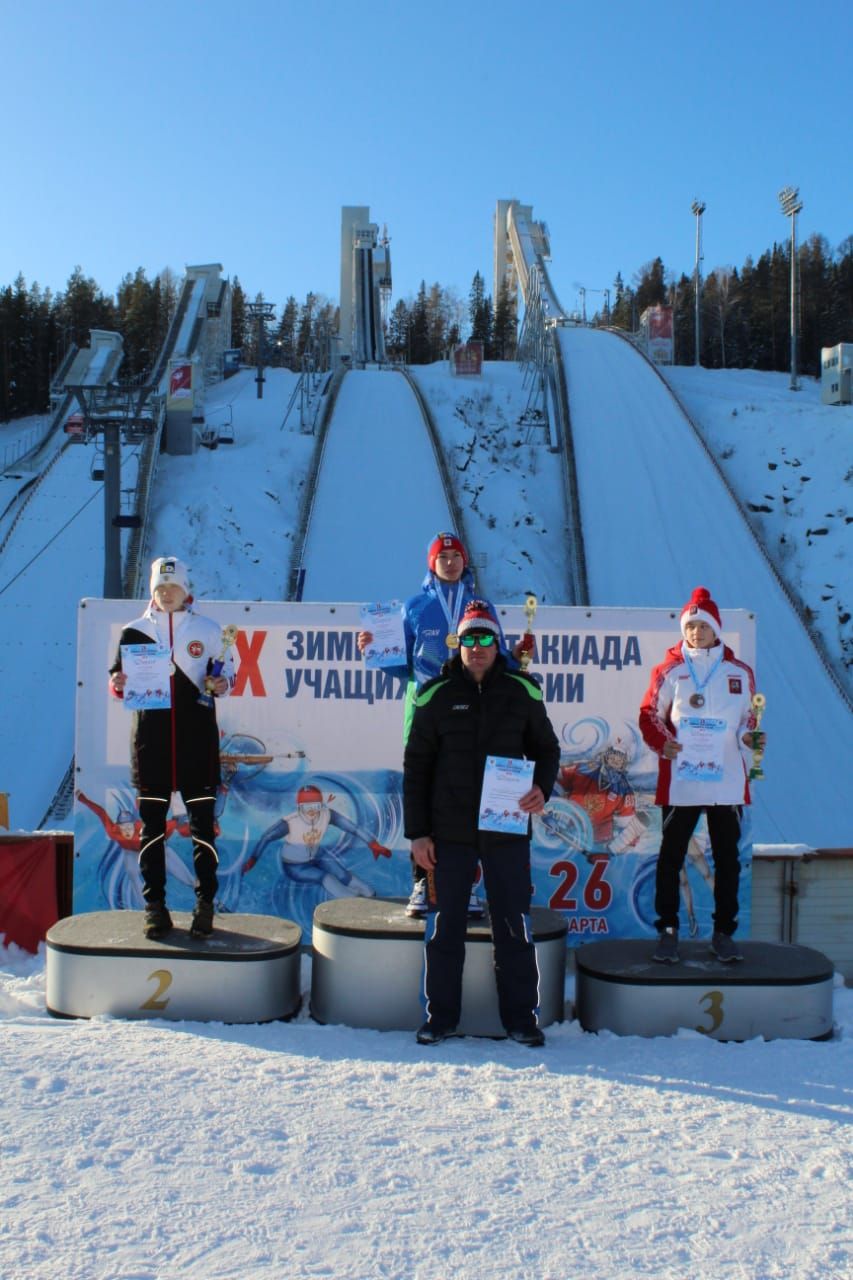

{"left": 519, "top": 592, "right": 538, "bottom": 671}
{"left": 199, "top": 624, "right": 239, "bottom": 708}
{"left": 748, "top": 692, "right": 767, "bottom": 781}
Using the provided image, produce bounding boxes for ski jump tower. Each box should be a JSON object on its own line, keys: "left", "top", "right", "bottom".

{"left": 338, "top": 206, "right": 390, "bottom": 365}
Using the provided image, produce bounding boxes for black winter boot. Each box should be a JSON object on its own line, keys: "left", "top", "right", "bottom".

{"left": 190, "top": 899, "right": 215, "bottom": 938}
{"left": 143, "top": 902, "right": 173, "bottom": 940}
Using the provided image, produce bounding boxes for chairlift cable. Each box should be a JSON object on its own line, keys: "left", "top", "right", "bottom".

{"left": 0, "top": 484, "right": 101, "bottom": 598}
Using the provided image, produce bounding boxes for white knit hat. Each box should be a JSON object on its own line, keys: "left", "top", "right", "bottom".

{"left": 149, "top": 556, "right": 190, "bottom": 596}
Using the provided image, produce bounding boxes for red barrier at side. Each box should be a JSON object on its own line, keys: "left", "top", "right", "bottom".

{"left": 0, "top": 835, "right": 67, "bottom": 953}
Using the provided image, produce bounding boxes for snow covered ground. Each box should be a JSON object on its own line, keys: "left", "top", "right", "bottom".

{"left": 2, "top": 945, "right": 851, "bottom": 1280}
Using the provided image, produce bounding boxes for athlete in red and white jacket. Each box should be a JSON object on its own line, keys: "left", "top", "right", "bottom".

{"left": 638, "top": 586, "right": 766, "bottom": 964}
{"left": 640, "top": 642, "right": 756, "bottom": 807}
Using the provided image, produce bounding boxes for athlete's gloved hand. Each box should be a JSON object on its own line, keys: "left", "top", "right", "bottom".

{"left": 369, "top": 841, "right": 391, "bottom": 860}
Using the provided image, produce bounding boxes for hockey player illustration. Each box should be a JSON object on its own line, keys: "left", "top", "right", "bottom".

{"left": 555, "top": 736, "right": 646, "bottom": 856}
{"left": 241, "top": 783, "right": 391, "bottom": 900}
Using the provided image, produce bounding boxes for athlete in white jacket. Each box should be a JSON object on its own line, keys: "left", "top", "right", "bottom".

{"left": 639, "top": 587, "right": 766, "bottom": 963}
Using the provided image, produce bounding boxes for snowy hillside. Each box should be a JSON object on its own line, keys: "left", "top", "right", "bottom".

{"left": 664, "top": 365, "right": 852, "bottom": 691}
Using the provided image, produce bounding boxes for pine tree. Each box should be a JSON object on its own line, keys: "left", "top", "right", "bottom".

{"left": 230, "top": 277, "right": 246, "bottom": 353}
{"left": 387, "top": 299, "right": 411, "bottom": 361}
{"left": 634, "top": 258, "right": 667, "bottom": 314}
{"left": 409, "top": 282, "right": 431, "bottom": 364}
{"left": 492, "top": 277, "right": 517, "bottom": 359}
{"left": 276, "top": 296, "right": 299, "bottom": 369}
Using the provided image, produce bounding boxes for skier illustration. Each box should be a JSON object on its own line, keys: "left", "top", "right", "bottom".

{"left": 76, "top": 790, "right": 196, "bottom": 908}
{"left": 241, "top": 783, "right": 391, "bottom": 899}
{"left": 680, "top": 832, "right": 716, "bottom": 936}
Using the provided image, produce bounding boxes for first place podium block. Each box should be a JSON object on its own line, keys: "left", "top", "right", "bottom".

{"left": 310, "top": 898, "right": 568, "bottom": 1035}
{"left": 575, "top": 939, "right": 835, "bottom": 1041}
{"left": 46, "top": 911, "right": 302, "bottom": 1023}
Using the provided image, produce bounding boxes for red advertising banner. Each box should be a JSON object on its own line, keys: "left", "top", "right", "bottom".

{"left": 453, "top": 342, "right": 483, "bottom": 376}
{"left": 647, "top": 306, "right": 673, "bottom": 340}
{"left": 168, "top": 363, "right": 192, "bottom": 400}
{"left": 0, "top": 836, "right": 63, "bottom": 952}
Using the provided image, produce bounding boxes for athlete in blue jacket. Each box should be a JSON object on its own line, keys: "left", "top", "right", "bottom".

{"left": 358, "top": 532, "right": 527, "bottom": 916}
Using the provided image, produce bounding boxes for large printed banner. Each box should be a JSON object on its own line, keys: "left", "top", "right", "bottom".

{"left": 74, "top": 602, "right": 754, "bottom": 944}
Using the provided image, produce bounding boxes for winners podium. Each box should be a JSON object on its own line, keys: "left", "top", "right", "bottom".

{"left": 310, "top": 899, "right": 568, "bottom": 1035}
{"left": 45, "top": 911, "right": 302, "bottom": 1023}
{"left": 45, "top": 908, "right": 835, "bottom": 1042}
{"left": 575, "top": 939, "right": 835, "bottom": 1041}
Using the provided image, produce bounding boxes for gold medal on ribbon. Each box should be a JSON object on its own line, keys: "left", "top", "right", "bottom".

{"left": 446, "top": 633, "right": 459, "bottom": 649}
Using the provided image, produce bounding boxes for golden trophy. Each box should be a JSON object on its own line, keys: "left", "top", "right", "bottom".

{"left": 199, "top": 624, "right": 239, "bottom": 707}
{"left": 519, "top": 592, "right": 538, "bottom": 671}
{"left": 748, "top": 692, "right": 767, "bottom": 781}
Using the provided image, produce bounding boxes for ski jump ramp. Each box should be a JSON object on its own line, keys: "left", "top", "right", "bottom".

{"left": 299, "top": 370, "right": 456, "bottom": 602}
{"left": 557, "top": 324, "right": 852, "bottom": 846}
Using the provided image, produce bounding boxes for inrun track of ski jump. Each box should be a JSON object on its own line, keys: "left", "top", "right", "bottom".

{"left": 0, "top": 201, "right": 850, "bottom": 852}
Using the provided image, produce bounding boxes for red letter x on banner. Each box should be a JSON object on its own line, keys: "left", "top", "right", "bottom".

{"left": 232, "top": 630, "right": 267, "bottom": 696}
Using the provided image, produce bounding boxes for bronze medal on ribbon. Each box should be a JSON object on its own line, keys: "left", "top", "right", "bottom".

{"left": 689, "top": 693, "right": 705, "bottom": 709}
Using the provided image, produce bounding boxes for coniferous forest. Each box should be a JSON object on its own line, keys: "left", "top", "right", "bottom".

{"left": 1, "top": 232, "right": 851, "bottom": 422}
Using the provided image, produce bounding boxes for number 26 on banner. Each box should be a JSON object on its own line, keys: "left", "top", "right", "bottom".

{"left": 549, "top": 855, "right": 612, "bottom": 912}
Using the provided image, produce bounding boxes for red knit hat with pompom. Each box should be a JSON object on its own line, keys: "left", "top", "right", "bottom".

{"left": 458, "top": 599, "right": 500, "bottom": 638}
{"left": 680, "top": 586, "right": 722, "bottom": 640}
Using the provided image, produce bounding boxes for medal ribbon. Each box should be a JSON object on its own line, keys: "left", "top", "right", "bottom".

{"left": 681, "top": 642, "right": 723, "bottom": 698}
{"left": 436, "top": 581, "right": 464, "bottom": 654}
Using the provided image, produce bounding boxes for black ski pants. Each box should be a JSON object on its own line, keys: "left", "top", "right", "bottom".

{"left": 422, "top": 838, "right": 539, "bottom": 1033}
{"left": 137, "top": 789, "right": 219, "bottom": 906}
{"left": 654, "top": 804, "right": 742, "bottom": 936}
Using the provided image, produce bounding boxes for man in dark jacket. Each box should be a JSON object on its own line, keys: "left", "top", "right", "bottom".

{"left": 403, "top": 600, "right": 560, "bottom": 1047}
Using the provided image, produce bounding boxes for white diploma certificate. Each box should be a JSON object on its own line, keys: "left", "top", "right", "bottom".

{"left": 675, "top": 716, "right": 726, "bottom": 783}
{"left": 359, "top": 601, "right": 406, "bottom": 669}
{"left": 479, "top": 756, "right": 535, "bottom": 834}
{"left": 120, "top": 643, "right": 172, "bottom": 711}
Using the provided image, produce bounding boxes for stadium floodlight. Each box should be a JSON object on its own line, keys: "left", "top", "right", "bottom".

{"left": 691, "top": 200, "right": 706, "bottom": 367}
{"left": 778, "top": 187, "right": 803, "bottom": 391}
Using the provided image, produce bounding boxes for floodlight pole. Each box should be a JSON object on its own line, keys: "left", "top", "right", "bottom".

{"left": 691, "top": 200, "right": 706, "bottom": 366}
{"left": 778, "top": 186, "right": 803, "bottom": 391}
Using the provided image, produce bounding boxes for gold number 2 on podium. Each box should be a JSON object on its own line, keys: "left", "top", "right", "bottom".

{"left": 141, "top": 968, "right": 173, "bottom": 1011}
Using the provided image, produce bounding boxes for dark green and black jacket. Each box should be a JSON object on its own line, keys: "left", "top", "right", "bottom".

{"left": 403, "top": 653, "right": 560, "bottom": 848}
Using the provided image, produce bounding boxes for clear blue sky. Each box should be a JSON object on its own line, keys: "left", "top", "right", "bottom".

{"left": 2, "top": 0, "right": 850, "bottom": 318}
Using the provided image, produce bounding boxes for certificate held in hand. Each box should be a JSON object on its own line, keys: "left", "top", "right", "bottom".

{"left": 479, "top": 756, "right": 535, "bottom": 834}
{"left": 120, "top": 643, "right": 171, "bottom": 711}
